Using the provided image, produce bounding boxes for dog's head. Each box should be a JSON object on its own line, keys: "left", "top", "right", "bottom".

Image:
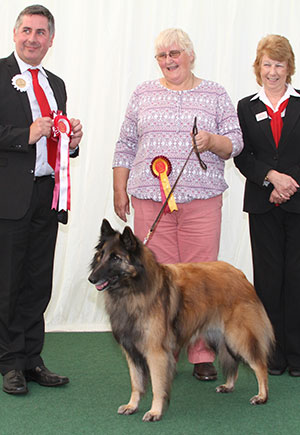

{"left": 88, "top": 219, "right": 144, "bottom": 292}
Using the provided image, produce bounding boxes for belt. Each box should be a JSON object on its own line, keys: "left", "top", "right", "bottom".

{"left": 33, "top": 175, "right": 53, "bottom": 182}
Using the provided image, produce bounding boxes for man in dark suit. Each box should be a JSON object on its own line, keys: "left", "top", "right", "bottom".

{"left": 0, "top": 5, "right": 83, "bottom": 395}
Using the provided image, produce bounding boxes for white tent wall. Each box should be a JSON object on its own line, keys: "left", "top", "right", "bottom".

{"left": 1, "top": 0, "right": 299, "bottom": 331}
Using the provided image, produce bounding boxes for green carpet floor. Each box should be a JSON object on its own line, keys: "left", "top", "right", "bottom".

{"left": 1, "top": 332, "right": 299, "bottom": 435}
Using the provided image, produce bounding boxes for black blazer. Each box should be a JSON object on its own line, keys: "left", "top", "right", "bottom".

{"left": 234, "top": 93, "right": 300, "bottom": 214}
{"left": 0, "top": 53, "right": 67, "bottom": 220}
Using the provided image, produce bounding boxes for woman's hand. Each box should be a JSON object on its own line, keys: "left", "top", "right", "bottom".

{"left": 193, "top": 130, "right": 212, "bottom": 153}
{"left": 192, "top": 131, "right": 232, "bottom": 160}
{"left": 266, "top": 170, "right": 299, "bottom": 201}
{"left": 269, "top": 188, "right": 288, "bottom": 203}
{"left": 113, "top": 167, "right": 130, "bottom": 222}
{"left": 114, "top": 190, "right": 130, "bottom": 222}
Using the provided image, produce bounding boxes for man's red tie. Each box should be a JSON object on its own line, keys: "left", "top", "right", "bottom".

{"left": 266, "top": 98, "right": 289, "bottom": 147}
{"left": 29, "top": 68, "right": 57, "bottom": 169}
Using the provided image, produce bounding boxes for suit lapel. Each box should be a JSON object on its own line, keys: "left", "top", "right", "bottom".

{"left": 7, "top": 54, "right": 65, "bottom": 119}
{"left": 6, "top": 53, "right": 33, "bottom": 124}
{"left": 250, "top": 98, "right": 275, "bottom": 148}
{"left": 279, "top": 96, "right": 300, "bottom": 149}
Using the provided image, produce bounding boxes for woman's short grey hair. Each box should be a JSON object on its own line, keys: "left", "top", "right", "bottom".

{"left": 155, "top": 28, "right": 196, "bottom": 67}
{"left": 15, "top": 4, "right": 55, "bottom": 38}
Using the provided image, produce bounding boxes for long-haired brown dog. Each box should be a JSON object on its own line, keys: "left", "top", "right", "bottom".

{"left": 89, "top": 219, "right": 274, "bottom": 422}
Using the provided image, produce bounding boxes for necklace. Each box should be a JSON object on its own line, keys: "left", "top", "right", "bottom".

{"left": 190, "top": 73, "right": 195, "bottom": 89}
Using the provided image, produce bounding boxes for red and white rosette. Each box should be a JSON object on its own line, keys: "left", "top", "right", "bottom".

{"left": 51, "top": 114, "right": 72, "bottom": 212}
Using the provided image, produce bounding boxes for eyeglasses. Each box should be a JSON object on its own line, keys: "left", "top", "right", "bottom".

{"left": 155, "top": 49, "right": 185, "bottom": 62}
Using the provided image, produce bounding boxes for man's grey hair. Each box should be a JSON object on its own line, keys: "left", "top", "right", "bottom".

{"left": 15, "top": 4, "right": 55, "bottom": 37}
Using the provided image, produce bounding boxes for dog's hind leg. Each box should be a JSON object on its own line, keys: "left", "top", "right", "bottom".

{"left": 215, "top": 342, "right": 239, "bottom": 394}
{"left": 217, "top": 327, "right": 270, "bottom": 404}
{"left": 118, "top": 350, "right": 148, "bottom": 416}
{"left": 244, "top": 326, "right": 271, "bottom": 404}
{"left": 216, "top": 370, "right": 238, "bottom": 393}
{"left": 216, "top": 353, "right": 269, "bottom": 404}
{"left": 248, "top": 361, "right": 269, "bottom": 405}
{"left": 142, "top": 349, "right": 175, "bottom": 422}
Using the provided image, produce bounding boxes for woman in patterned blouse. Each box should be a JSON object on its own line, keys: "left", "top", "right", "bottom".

{"left": 113, "top": 28, "right": 243, "bottom": 381}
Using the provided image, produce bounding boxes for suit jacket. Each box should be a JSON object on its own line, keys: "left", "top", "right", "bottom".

{"left": 0, "top": 53, "right": 67, "bottom": 220}
{"left": 234, "top": 92, "right": 300, "bottom": 214}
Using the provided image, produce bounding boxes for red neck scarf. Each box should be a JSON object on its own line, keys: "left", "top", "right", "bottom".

{"left": 266, "top": 98, "right": 289, "bottom": 147}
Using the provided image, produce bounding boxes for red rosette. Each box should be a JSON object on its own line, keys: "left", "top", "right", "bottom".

{"left": 54, "top": 114, "right": 72, "bottom": 137}
{"left": 150, "top": 155, "right": 172, "bottom": 178}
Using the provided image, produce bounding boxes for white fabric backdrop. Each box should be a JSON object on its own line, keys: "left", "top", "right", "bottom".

{"left": 1, "top": 0, "right": 300, "bottom": 331}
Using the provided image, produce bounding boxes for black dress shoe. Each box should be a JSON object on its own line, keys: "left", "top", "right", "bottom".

{"left": 25, "top": 365, "right": 69, "bottom": 387}
{"left": 3, "top": 370, "right": 28, "bottom": 395}
{"left": 268, "top": 367, "right": 286, "bottom": 376}
{"left": 193, "top": 363, "right": 217, "bottom": 381}
{"left": 288, "top": 368, "right": 300, "bottom": 377}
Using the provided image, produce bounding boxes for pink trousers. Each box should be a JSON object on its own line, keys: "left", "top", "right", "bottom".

{"left": 132, "top": 195, "right": 222, "bottom": 363}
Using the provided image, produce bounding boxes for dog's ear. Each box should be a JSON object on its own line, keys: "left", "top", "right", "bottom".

{"left": 121, "top": 226, "right": 138, "bottom": 252}
{"left": 101, "top": 219, "right": 116, "bottom": 238}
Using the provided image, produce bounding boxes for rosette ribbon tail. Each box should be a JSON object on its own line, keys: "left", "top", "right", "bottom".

{"left": 159, "top": 171, "right": 177, "bottom": 213}
{"left": 51, "top": 114, "right": 72, "bottom": 212}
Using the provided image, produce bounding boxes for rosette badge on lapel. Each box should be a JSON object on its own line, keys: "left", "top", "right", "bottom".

{"left": 151, "top": 156, "right": 178, "bottom": 213}
{"left": 11, "top": 74, "right": 30, "bottom": 92}
{"left": 51, "top": 112, "right": 72, "bottom": 212}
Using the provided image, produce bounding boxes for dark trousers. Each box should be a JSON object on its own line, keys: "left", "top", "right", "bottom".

{"left": 249, "top": 207, "right": 300, "bottom": 369}
{"left": 0, "top": 177, "right": 58, "bottom": 375}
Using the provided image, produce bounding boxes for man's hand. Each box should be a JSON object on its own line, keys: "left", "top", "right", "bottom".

{"left": 69, "top": 118, "right": 83, "bottom": 149}
{"left": 29, "top": 117, "right": 53, "bottom": 144}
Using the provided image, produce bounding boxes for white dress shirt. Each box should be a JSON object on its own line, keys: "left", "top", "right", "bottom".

{"left": 251, "top": 83, "right": 300, "bottom": 114}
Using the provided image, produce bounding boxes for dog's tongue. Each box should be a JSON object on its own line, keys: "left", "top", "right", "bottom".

{"left": 96, "top": 281, "right": 109, "bottom": 291}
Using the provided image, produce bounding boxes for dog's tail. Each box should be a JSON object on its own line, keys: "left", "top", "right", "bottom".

{"left": 205, "top": 302, "right": 275, "bottom": 377}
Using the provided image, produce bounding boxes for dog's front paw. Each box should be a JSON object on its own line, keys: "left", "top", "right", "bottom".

{"left": 118, "top": 404, "right": 138, "bottom": 415}
{"left": 250, "top": 394, "right": 267, "bottom": 405}
{"left": 142, "top": 410, "right": 162, "bottom": 422}
{"left": 216, "top": 384, "right": 234, "bottom": 394}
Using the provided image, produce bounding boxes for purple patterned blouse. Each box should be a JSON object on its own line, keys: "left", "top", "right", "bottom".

{"left": 113, "top": 79, "right": 243, "bottom": 203}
